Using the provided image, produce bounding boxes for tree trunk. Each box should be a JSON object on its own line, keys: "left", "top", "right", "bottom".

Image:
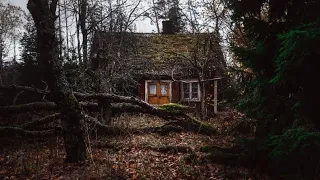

{"left": 80, "top": 0, "right": 88, "bottom": 67}
{"left": 96, "top": 70, "right": 112, "bottom": 124}
{"left": 98, "top": 98, "right": 112, "bottom": 124}
{"left": 200, "top": 82, "right": 207, "bottom": 119}
{"left": 76, "top": 12, "right": 82, "bottom": 65}
{"left": 152, "top": 0, "right": 160, "bottom": 33}
{"left": 0, "top": 37, "right": 3, "bottom": 71}
{"left": 64, "top": 0, "right": 69, "bottom": 60}
{"left": 27, "top": 0, "right": 86, "bottom": 162}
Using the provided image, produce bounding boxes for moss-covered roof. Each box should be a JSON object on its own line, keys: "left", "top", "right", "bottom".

{"left": 91, "top": 32, "right": 219, "bottom": 77}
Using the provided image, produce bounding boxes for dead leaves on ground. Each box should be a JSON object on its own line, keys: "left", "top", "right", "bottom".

{"left": 0, "top": 110, "right": 267, "bottom": 179}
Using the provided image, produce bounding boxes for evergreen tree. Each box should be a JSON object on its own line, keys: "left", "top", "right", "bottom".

{"left": 228, "top": 0, "right": 320, "bottom": 135}
{"left": 167, "top": 0, "right": 185, "bottom": 32}
{"left": 19, "top": 15, "right": 43, "bottom": 88}
{"left": 227, "top": 0, "right": 320, "bottom": 177}
{"left": 155, "top": 0, "right": 185, "bottom": 33}
{"left": 20, "top": 15, "right": 37, "bottom": 66}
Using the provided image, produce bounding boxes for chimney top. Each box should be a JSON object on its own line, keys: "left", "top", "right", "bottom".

{"left": 162, "top": 20, "right": 174, "bottom": 34}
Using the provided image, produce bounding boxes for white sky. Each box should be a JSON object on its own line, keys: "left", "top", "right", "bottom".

{"left": 8, "top": 0, "right": 157, "bottom": 33}
{"left": 4, "top": 0, "right": 158, "bottom": 62}
{"left": 5, "top": 0, "right": 230, "bottom": 63}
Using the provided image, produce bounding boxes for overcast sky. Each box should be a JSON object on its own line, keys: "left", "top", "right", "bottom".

{"left": 9, "top": 0, "right": 27, "bottom": 10}
{"left": 3, "top": 0, "right": 158, "bottom": 62}
{"left": 7, "top": 0, "right": 157, "bottom": 32}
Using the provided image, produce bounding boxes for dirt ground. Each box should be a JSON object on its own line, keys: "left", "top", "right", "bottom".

{"left": 0, "top": 109, "right": 268, "bottom": 180}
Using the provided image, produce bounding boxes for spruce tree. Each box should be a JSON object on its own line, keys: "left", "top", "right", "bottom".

{"left": 227, "top": 0, "right": 320, "bottom": 177}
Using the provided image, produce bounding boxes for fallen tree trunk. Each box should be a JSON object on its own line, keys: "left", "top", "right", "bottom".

{"left": 20, "top": 113, "right": 60, "bottom": 129}
{"left": 0, "top": 91, "right": 216, "bottom": 136}
{"left": 0, "top": 85, "right": 49, "bottom": 95}
{"left": 0, "top": 102, "right": 56, "bottom": 114}
{"left": 74, "top": 93, "right": 157, "bottom": 112}
{"left": 0, "top": 126, "right": 56, "bottom": 137}
{"left": 0, "top": 101, "right": 216, "bottom": 135}
{"left": 85, "top": 115, "right": 128, "bottom": 135}
{"left": 28, "top": 0, "right": 87, "bottom": 163}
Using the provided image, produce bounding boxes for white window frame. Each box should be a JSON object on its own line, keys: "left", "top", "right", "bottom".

{"left": 181, "top": 80, "right": 201, "bottom": 102}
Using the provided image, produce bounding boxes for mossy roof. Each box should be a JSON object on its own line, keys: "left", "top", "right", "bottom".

{"left": 91, "top": 32, "right": 217, "bottom": 76}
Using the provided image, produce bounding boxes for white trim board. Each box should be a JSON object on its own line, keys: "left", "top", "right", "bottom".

{"left": 180, "top": 79, "right": 201, "bottom": 102}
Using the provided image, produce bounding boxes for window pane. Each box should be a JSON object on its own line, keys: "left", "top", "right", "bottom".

{"left": 192, "top": 92, "right": 198, "bottom": 98}
{"left": 183, "top": 83, "right": 190, "bottom": 99}
{"left": 149, "top": 84, "right": 156, "bottom": 95}
{"left": 191, "top": 83, "right": 198, "bottom": 99}
{"left": 160, "top": 84, "right": 168, "bottom": 95}
{"left": 192, "top": 82, "right": 198, "bottom": 92}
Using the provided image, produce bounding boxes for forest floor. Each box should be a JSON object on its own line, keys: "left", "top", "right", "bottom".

{"left": 0, "top": 108, "right": 269, "bottom": 180}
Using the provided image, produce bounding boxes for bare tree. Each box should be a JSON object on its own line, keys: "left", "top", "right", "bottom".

{"left": 0, "top": 1, "right": 23, "bottom": 71}
{"left": 89, "top": 0, "right": 148, "bottom": 124}
{"left": 27, "top": 0, "right": 86, "bottom": 162}
{"left": 0, "top": 0, "right": 218, "bottom": 165}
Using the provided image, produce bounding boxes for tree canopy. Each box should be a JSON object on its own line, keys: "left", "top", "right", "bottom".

{"left": 227, "top": 0, "right": 320, "bottom": 178}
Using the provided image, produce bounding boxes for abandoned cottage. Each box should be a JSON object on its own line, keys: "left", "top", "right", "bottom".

{"left": 90, "top": 21, "right": 224, "bottom": 115}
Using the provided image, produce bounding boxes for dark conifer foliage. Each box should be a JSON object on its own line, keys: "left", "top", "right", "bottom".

{"left": 227, "top": 0, "right": 320, "bottom": 178}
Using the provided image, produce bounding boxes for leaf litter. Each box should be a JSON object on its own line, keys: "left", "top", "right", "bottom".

{"left": 0, "top": 111, "right": 268, "bottom": 179}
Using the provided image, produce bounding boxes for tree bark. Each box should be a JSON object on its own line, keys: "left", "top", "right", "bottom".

{"left": 79, "top": 0, "right": 88, "bottom": 67}
{"left": 98, "top": 98, "right": 112, "bottom": 124}
{"left": 20, "top": 113, "right": 60, "bottom": 129}
{"left": 27, "top": 0, "right": 86, "bottom": 162}
{"left": 0, "top": 36, "right": 3, "bottom": 71}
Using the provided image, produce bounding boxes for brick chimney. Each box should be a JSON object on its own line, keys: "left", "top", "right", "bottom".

{"left": 162, "top": 20, "right": 174, "bottom": 34}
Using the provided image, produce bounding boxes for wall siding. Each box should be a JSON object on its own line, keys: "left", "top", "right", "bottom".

{"left": 137, "top": 80, "right": 145, "bottom": 100}
{"left": 171, "top": 81, "right": 179, "bottom": 103}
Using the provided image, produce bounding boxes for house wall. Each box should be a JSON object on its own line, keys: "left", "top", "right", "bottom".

{"left": 178, "top": 80, "right": 216, "bottom": 116}
{"left": 137, "top": 79, "right": 179, "bottom": 103}
{"left": 137, "top": 80, "right": 145, "bottom": 100}
{"left": 136, "top": 79, "right": 217, "bottom": 116}
{"left": 171, "top": 81, "right": 179, "bottom": 103}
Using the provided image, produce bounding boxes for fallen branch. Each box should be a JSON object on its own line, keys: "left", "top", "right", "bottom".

{"left": 74, "top": 92, "right": 162, "bottom": 114}
{"left": 20, "top": 113, "right": 60, "bottom": 129}
{"left": 0, "top": 91, "right": 216, "bottom": 135}
{"left": 0, "top": 85, "right": 50, "bottom": 95}
{"left": 85, "top": 115, "right": 129, "bottom": 135}
{"left": 0, "top": 126, "right": 56, "bottom": 137}
{"left": 0, "top": 102, "right": 101, "bottom": 114}
{"left": 135, "top": 125, "right": 185, "bottom": 135}
{"left": 0, "top": 102, "right": 57, "bottom": 114}
{"left": 146, "top": 145, "right": 193, "bottom": 153}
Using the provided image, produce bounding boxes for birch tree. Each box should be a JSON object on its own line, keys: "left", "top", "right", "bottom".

{"left": 0, "top": 1, "right": 23, "bottom": 71}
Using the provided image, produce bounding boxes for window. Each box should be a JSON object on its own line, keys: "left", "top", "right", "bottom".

{"left": 149, "top": 84, "right": 156, "bottom": 95}
{"left": 182, "top": 81, "right": 200, "bottom": 101}
{"left": 160, "top": 84, "right": 168, "bottom": 95}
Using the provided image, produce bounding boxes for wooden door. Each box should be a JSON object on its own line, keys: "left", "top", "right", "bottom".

{"left": 147, "top": 81, "right": 170, "bottom": 104}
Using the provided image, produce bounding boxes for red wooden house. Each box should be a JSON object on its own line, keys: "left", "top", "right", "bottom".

{"left": 90, "top": 22, "right": 223, "bottom": 114}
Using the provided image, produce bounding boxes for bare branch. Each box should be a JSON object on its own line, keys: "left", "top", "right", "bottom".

{"left": 0, "top": 102, "right": 57, "bottom": 114}
{"left": 0, "top": 85, "right": 50, "bottom": 95}
{"left": 13, "top": 91, "right": 24, "bottom": 105}
{"left": 20, "top": 113, "right": 60, "bottom": 129}
{"left": 0, "top": 126, "right": 56, "bottom": 137}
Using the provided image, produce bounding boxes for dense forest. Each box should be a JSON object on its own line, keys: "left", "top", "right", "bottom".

{"left": 0, "top": 0, "right": 319, "bottom": 179}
